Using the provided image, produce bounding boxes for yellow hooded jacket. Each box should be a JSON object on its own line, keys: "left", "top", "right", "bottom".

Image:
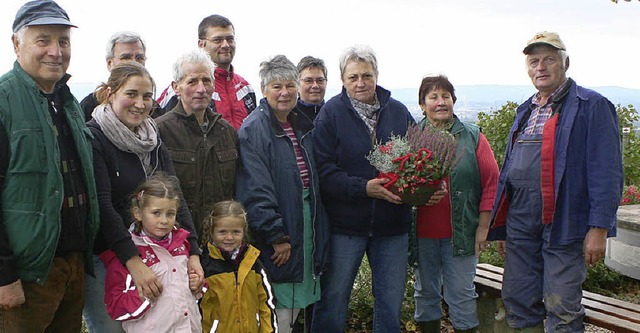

{"left": 200, "top": 243, "right": 278, "bottom": 333}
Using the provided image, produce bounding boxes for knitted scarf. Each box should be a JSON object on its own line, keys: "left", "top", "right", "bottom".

{"left": 92, "top": 104, "right": 158, "bottom": 176}
{"left": 349, "top": 93, "right": 381, "bottom": 139}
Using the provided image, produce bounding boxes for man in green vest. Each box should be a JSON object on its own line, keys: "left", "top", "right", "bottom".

{"left": 0, "top": 1, "right": 99, "bottom": 332}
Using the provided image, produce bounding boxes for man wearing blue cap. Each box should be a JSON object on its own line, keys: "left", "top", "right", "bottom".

{"left": 0, "top": 1, "right": 99, "bottom": 331}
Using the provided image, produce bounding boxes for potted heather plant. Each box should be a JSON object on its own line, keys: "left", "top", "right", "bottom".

{"left": 366, "top": 124, "right": 459, "bottom": 206}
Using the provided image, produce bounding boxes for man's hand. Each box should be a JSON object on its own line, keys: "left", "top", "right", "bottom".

{"left": 584, "top": 227, "right": 608, "bottom": 267}
{"left": 0, "top": 280, "right": 25, "bottom": 310}
{"left": 126, "top": 256, "right": 163, "bottom": 302}
{"left": 187, "top": 255, "right": 204, "bottom": 291}
{"left": 188, "top": 269, "right": 200, "bottom": 291}
{"left": 366, "top": 178, "right": 402, "bottom": 204}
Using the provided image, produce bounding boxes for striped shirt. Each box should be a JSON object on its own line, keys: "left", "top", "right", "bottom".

{"left": 281, "top": 121, "right": 310, "bottom": 188}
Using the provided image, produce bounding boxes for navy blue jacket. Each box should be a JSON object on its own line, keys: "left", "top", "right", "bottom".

{"left": 488, "top": 80, "right": 623, "bottom": 245}
{"left": 313, "top": 86, "right": 415, "bottom": 236}
{"left": 236, "top": 99, "right": 330, "bottom": 283}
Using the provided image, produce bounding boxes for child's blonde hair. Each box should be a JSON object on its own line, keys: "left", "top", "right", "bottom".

{"left": 131, "top": 173, "right": 181, "bottom": 233}
{"left": 202, "top": 200, "right": 250, "bottom": 246}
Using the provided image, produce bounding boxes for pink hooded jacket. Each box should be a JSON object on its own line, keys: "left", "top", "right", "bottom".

{"left": 101, "top": 228, "right": 202, "bottom": 333}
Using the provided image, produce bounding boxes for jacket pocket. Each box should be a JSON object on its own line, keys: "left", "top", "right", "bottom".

{"left": 215, "top": 148, "right": 238, "bottom": 195}
{"left": 167, "top": 148, "right": 197, "bottom": 196}
{"left": 215, "top": 147, "right": 238, "bottom": 163}
{"left": 9, "top": 127, "right": 48, "bottom": 174}
{"left": 3, "top": 209, "right": 48, "bottom": 271}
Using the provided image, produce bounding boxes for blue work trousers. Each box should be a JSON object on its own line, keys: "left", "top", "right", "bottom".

{"left": 503, "top": 132, "right": 586, "bottom": 332}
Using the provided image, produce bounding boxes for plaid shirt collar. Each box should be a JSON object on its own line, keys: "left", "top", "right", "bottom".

{"left": 531, "top": 78, "right": 571, "bottom": 108}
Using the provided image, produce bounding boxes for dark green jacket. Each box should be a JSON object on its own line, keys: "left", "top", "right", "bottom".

{"left": 419, "top": 116, "right": 481, "bottom": 256}
{"left": 155, "top": 103, "right": 238, "bottom": 237}
{"left": 0, "top": 61, "right": 100, "bottom": 284}
{"left": 448, "top": 118, "right": 482, "bottom": 256}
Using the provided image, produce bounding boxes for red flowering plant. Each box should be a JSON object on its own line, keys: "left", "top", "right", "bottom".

{"left": 366, "top": 124, "right": 459, "bottom": 206}
{"left": 621, "top": 185, "right": 640, "bottom": 205}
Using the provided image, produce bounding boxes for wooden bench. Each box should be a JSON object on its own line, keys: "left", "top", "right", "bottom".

{"left": 474, "top": 263, "right": 640, "bottom": 333}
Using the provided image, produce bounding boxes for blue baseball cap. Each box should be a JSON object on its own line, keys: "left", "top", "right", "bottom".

{"left": 13, "top": 0, "right": 77, "bottom": 33}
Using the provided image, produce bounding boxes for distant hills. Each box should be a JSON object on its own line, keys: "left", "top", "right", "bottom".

{"left": 70, "top": 83, "right": 640, "bottom": 123}
{"left": 386, "top": 85, "right": 640, "bottom": 122}
{"left": 391, "top": 85, "right": 640, "bottom": 108}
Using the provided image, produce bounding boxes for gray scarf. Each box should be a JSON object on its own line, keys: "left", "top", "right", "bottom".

{"left": 92, "top": 104, "right": 158, "bottom": 176}
{"left": 349, "top": 93, "right": 381, "bottom": 139}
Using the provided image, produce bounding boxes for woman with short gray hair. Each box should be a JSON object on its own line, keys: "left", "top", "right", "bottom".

{"left": 311, "top": 45, "right": 442, "bottom": 332}
{"left": 235, "top": 55, "right": 330, "bottom": 333}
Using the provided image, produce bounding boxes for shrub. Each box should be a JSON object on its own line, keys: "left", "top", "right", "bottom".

{"left": 621, "top": 185, "right": 640, "bottom": 205}
{"left": 618, "top": 104, "right": 640, "bottom": 186}
{"left": 476, "top": 101, "right": 518, "bottom": 169}
{"left": 346, "top": 259, "right": 374, "bottom": 332}
{"left": 478, "top": 243, "right": 504, "bottom": 267}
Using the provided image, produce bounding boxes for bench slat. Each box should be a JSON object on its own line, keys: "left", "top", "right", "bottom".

{"left": 582, "top": 298, "right": 640, "bottom": 324}
{"left": 473, "top": 276, "right": 503, "bottom": 296}
{"left": 477, "top": 263, "right": 504, "bottom": 274}
{"left": 584, "top": 308, "right": 640, "bottom": 333}
{"left": 583, "top": 290, "right": 640, "bottom": 313}
{"left": 475, "top": 269, "right": 504, "bottom": 283}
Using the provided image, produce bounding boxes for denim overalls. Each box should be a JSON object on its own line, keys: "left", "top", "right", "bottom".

{"left": 501, "top": 130, "right": 586, "bottom": 332}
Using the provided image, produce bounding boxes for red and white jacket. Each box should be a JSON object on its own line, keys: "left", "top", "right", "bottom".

{"left": 100, "top": 227, "right": 202, "bottom": 333}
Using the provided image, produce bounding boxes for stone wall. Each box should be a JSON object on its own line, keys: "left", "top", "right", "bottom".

{"left": 606, "top": 204, "right": 640, "bottom": 280}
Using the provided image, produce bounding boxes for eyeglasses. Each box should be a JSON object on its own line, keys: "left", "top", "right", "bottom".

{"left": 301, "top": 77, "right": 327, "bottom": 85}
{"left": 201, "top": 36, "right": 235, "bottom": 45}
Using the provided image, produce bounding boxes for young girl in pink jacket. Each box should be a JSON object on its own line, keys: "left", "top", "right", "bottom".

{"left": 101, "top": 174, "right": 202, "bottom": 332}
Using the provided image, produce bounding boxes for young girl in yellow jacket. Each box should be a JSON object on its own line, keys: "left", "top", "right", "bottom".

{"left": 199, "top": 200, "right": 278, "bottom": 332}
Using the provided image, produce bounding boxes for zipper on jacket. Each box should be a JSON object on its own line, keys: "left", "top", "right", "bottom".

{"left": 448, "top": 187, "right": 455, "bottom": 249}
{"left": 300, "top": 131, "right": 318, "bottom": 278}
{"left": 50, "top": 100, "right": 58, "bottom": 114}
{"left": 201, "top": 129, "right": 208, "bottom": 222}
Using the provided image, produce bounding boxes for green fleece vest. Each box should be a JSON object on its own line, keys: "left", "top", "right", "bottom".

{"left": 449, "top": 119, "right": 481, "bottom": 256}
{"left": 0, "top": 62, "right": 99, "bottom": 284}
{"left": 418, "top": 117, "right": 481, "bottom": 256}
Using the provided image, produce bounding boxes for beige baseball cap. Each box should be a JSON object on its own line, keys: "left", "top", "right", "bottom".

{"left": 523, "top": 31, "right": 566, "bottom": 54}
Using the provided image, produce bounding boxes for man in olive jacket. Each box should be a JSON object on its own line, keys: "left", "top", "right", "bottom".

{"left": 156, "top": 49, "right": 238, "bottom": 238}
{"left": 0, "top": 1, "right": 99, "bottom": 332}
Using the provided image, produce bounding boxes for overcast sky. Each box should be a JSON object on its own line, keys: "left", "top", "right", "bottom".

{"left": 2, "top": 0, "right": 639, "bottom": 95}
